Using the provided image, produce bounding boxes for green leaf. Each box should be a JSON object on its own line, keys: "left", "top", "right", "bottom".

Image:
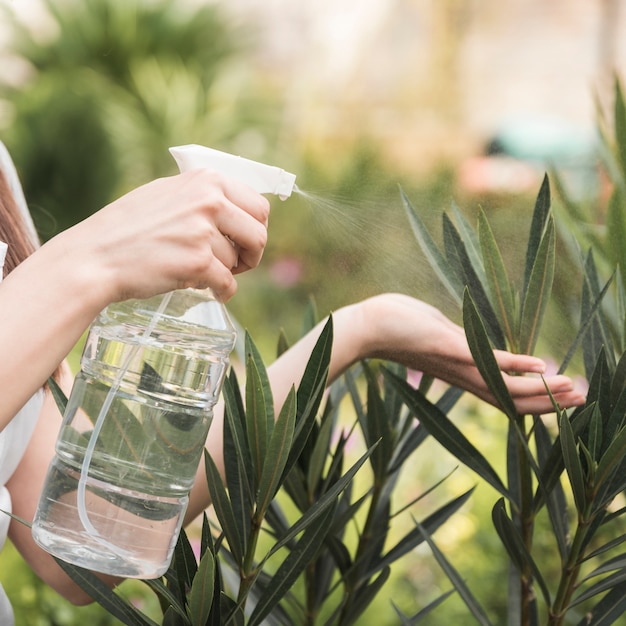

{"left": 595, "top": 424, "right": 626, "bottom": 492}
{"left": 187, "top": 549, "right": 215, "bottom": 626}
{"left": 558, "top": 270, "right": 614, "bottom": 376}
{"left": 574, "top": 581, "right": 626, "bottom": 625}
{"left": 248, "top": 505, "right": 336, "bottom": 626}
{"left": 47, "top": 375, "right": 68, "bottom": 414}
{"left": 384, "top": 367, "right": 509, "bottom": 499}
{"left": 365, "top": 489, "right": 474, "bottom": 580}
{"left": 245, "top": 342, "right": 272, "bottom": 485}
{"left": 255, "top": 386, "right": 297, "bottom": 518}
{"left": 399, "top": 187, "right": 463, "bottom": 304}
{"left": 163, "top": 606, "right": 186, "bottom": 626}
{"left": 363, "top": 366, "right": 393, "bottom": 481}
{"left": 300, "top": 294, "right": 319, "bottom": 335}
{"left": 340, "top": 567, "right": 391, "bottom": 625}
{"left": 444, "top": 213, "right": 506, "bottom": 349}
{"left": 306, "top": 409, "right": 334, "bottom": 496}
{"left": 532, "top": 404, "right": 593, "bottom": 512}
{"left": 534, "top": 416, "right": 570, "bottom": 561}
{"left": 571, "top": 570, "right": 626, "bottom": 608}
{"left": 451, "top": 200, "right": 487, "bottom": 285}
{"left": 462, "top": 290, "right": 518, "bottom": 420}
{"left": 276, "top": 327, "right": 290, "bottom": 357}
{"left": 614, "top": 76, "right": 626, "bottom": 181}
{"left": 268, "top": 443, "right": 376, "bottom": 558}
{"left": 222, "top": 372, "right": 254, "bottom": 543}
{"left": 559, "top": 412, "right": 587, "bottom": 513}
{"left": 393, "top": 590, "right": 455, "bottom": 624}
{"left": 581, "top": 552, "right": 626, "bottom": 582}
{"left": 412, "top": 517, "right": 493, "bottom": 626}
{"left": 605, "top": 185, "right": 626, "bottom": 296}
{"left": 173, "top": 528, "right": 198, "bottom": 604}
{"left": 523, "top": 173, "right": 551, "bottom": 298}
{"left": 519, "top": 217, "right": 555, "bottom": 355}
{"left": 203, "top": 450, "right": 244, "bottom": 565}
{"left": 144, "top": 578, "right": 189, "bottom": 623}
{"left": 54, "top": 559, "right": 159, "bottom": 626}
{"left": 491, "top": 498, "right": 551, "bottom": 607}
{"left": 478, "top": 208, "right": 517, "bottom": 347}
{"left": 588, "top": 402, "right": 603, "bottom": 461}
{"left": 200, "top": 511, "right": 213, "bottom": 563}
{"left": 283, "top": 317, "right": 333, "bottom": 480}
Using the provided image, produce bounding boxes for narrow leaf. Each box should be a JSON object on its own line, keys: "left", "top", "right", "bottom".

{"left": 144, "top": 578, "right": 189, "bottom": 623}
{"left": 248, "top": 505, "right": 336, "bottom": 626}
{"left": 412, "top": 517, "right": 493, "bottom": 626}
{"left": 444, "top": 214, "right": 506, "bottom": 349}
{"left": 268, "top": 443, "right": 375, "bottom": 558}
{"left": 523, "top": 173, "right": 551, "bottom": 298}
{"left": 571, "top": 570, "right": 626, "bottom": 607}
{"left": 491, "top": 499, "right": 551, "bottom": 607}
{"left": 478, "top": 208, "right": 516, "bottom": 346}
{"left": 399, "top": 187, "right": 463, "bottom": 303}
{"left": 173, "top": 528, "right": 198, "bottom": 603}
{"left": 203, "top": 450, "right": 244, "bottom": 565}
{"left": 574, "top": 580, "right": 626, "bottom": 625}
{"left": 559, "top": 413, "right": 586, "bottom": 513}
{"left": 595, "top": 424, "right": 626, "bottom": 491}
{"left": 187, "top": 549, "right": 215, "bottom": 626}
{"left": 614, "top": 76, "right": 626, "bottom": 180}
{"left": 367, "top": 489, "right": 474, "bottom": 580}
{"left": 47, "top": 375, "right": 68, "bottom": 415}
{"left": 462, "top": 290, "right": 518, "bottom": 420}
{"left": 519, "top": 217, "right": 555, "bottom": 355}
{"left": 54, "top": 559, "right": 159, "bottom": 626}
{"left": 384, "top": 367, "right": 509, "bottom": 499}
{"left": 255, "top": 386, "right": 297, "bottom": 517}
{"left": 534, "top": 416, "right": 570, "bottom": 560}
{"left": 245, "top": 353, "right": 270, "bottom": 484}
{"left": 451, "top": 200, "right": 487, "bottom": 285}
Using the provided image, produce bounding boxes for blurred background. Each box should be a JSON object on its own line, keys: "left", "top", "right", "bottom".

{"left": 0, "top": 0, "right": 624, "bottom": 623}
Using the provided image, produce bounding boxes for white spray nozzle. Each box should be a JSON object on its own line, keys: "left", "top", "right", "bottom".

{"left": 169, "top": 144, "right": 296, "bottom": 200}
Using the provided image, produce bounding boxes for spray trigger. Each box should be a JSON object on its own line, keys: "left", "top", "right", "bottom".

{"left": 169, "top": 144, "right": 296, "bottom": 200}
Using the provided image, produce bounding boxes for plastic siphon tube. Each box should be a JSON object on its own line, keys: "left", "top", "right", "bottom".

{"left": 75, "top": 290, "right": 173, "bottom": 557}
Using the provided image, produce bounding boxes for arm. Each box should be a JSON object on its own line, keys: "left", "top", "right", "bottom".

{"left": 9, "top": 293, "right": 584, "bottom": 600}
{"left": 0, "top": 169, "right": 269, "bottom": 432}
{"left": 7, "top": 364, "right": 112, "bottom": 604}
{"left": 186, "top": 293, "right": 585, "bottom": 519}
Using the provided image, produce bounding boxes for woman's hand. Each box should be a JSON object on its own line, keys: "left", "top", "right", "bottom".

{"left": 53, "top": 169, "right": 270, "bottom": 303}
{"left": 0, "top": 170, "right": 270, "bottom": 430}
{"left": 358, "top": 293, "right": 586, "bottom": 414}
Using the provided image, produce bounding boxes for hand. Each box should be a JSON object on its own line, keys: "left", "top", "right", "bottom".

{"left": 358, "top": 294, "right": 586, "bottom": 415}
{"left": 57, "top": 169, "right": 270, "bottom": 303}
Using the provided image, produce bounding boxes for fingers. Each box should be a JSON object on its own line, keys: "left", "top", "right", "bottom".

{"left": 217, "top": 175, "right": 270, "bottom": 271}
{"left": 493, "top": 349, "right": 547, "bottom": 374}
{"left": 512, "top": 390, "right": 586, "bottom": 415}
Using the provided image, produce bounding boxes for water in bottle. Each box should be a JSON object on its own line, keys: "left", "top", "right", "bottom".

{"left": 31, "top": 289, "right": 236, "bottom": 578}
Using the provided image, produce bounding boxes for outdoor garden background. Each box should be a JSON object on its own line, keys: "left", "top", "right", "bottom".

{"left": 0, "top": 1, "right": 625, "bottom": 624}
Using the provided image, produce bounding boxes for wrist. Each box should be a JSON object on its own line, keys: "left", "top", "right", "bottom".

{"left": 39, "top": 228, "right": 117, "bottom": 314}
{"left": 330, "top": 299, "right": 376, "bottom": 372}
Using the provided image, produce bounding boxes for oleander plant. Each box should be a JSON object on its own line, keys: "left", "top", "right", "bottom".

{"left": 48, "top": 78, "right": 626, "bottom": 625}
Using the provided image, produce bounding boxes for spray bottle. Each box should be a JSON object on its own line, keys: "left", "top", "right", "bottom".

{"left": 31, "top": 146, "right": 296, "bottom": 578}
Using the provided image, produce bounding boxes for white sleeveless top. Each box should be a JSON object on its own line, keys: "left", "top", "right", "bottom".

{"left": 0, "top": 141, "right": 44, "bottom": 624}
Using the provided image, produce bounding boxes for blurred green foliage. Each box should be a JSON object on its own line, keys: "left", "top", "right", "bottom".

{"left": 3, "top": 0, "right": 623, "bottom": 624}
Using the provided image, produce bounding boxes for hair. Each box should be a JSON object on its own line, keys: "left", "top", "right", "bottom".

{"left": 1, "top": 166, "right": 62, "bottom": 381}
{"left": 0, "top": 167, "right": 36, "bottom": 278}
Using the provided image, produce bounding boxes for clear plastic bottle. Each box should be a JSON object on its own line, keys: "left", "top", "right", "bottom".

{"left": 31, "top": 288, "right": 236, "bottom": 578}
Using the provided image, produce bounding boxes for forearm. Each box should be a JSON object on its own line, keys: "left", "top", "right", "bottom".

{"left": 0, "top": 231, "right": 111, "bottom": 431}
{"left": 185, "top": 300, "right": 370, "bottom": 521}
